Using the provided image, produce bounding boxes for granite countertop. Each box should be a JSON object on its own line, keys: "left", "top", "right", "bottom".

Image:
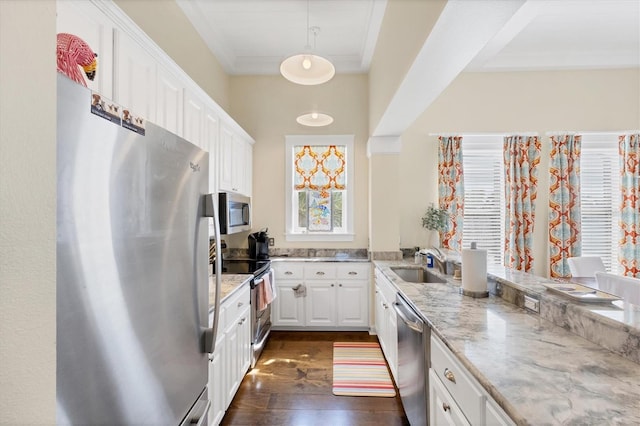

{"left": 375, "top": 260, "right": 640, "bottom": 425}
{"left": 208, "top": 274, "right": 252, "bottom": 311}
{"left": 269, "top": 255, "right": 369, "bottom": 262}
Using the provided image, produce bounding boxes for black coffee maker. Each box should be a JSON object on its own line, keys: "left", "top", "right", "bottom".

{"left": 248, "top": 229, "right": 269, "bottom": 260}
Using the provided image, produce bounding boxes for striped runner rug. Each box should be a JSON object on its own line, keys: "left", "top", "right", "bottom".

{"left": 332, "top": 341, "right": 396, "bottom": 397}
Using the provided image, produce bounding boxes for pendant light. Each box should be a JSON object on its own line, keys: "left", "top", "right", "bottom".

{"left": 296, "top": 112, "right": 334, "bottom": 127}
{"left": 280, "top": 0, "right": 335, "bottom": 85}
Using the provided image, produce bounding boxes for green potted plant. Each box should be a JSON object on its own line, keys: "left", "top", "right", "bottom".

{"left": 421, "top": 204, "right": 448, "bottom": 247}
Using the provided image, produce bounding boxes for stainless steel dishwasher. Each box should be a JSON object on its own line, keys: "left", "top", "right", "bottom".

{"left": 394, "top": 293, "right": 430, "bottom": 426}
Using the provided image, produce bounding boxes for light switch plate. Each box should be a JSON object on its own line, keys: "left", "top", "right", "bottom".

{"left": 524, "top": 295, "right": 540, "bottom": 314}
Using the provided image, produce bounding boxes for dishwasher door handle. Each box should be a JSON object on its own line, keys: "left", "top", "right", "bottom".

{"left": 393, "top": 302, "right": 424, "bottom": 333}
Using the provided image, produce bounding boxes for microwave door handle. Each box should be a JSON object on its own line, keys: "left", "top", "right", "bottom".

{"left": 243, "top": 204, "right": 250, "bottom": 226}
{"left": 204, "top": 193, "right": 222, "bottom": 354}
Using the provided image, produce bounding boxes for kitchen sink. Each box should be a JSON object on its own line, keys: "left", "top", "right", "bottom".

{"left": 391, "top": 267, "right": 446, "bottom": 283}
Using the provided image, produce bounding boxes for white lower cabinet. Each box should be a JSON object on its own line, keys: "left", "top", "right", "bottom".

{"left": 486, "top": 399, "right": 515, "bottom": 426}
{"left": 374, "top": 268, "right": 398, "bottom": 382}
{"left": 305, "top": 280, "right": 336, "bottom": 326}
{"left": 272, "top": 262, "right": 370, "bottom": 329}
{"left": 429, "top": 369, "right": 470, "bottom": 426}
{"left": 430, "top": 334, "right": 515, "bottom": 426}
{"left": 208, "top": 331, "right": 225, "bottom": 426}
{"left": 273, "top": 282, "right": 305, "bottom": 326}
{"left": 208, "top": 284, "right": 251, "bottom": 426}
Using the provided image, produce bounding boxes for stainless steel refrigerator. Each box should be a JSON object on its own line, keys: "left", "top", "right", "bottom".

{"left": 56, "top": 74, "right": 222, "bottom": 425}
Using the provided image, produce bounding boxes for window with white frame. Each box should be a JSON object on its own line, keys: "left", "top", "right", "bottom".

{"left": 461, "top": 136, "right": 505, "bottom": 265}
{"left": 285, "top": 135, "right": 354, "bottom": 241}
{"left": 580, "top": 134, "right": 621, "bottom": 273}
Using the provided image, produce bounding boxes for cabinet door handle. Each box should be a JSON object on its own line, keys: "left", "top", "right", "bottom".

{"left": 444, "top": 368, "right": 456, "bottom": 383}
{"left": 316, "top": 271, "right": 325, "bottom": 275}
{"left": 237, "top": 302, "right": 243, "bottom": 307}
{"left": 285, "top": 271, "right": 293, "bottom": 275}
{"left": 442, "top": 402, "right": 451, "bottom": 412}
{"left": 348, "top": 271, "right": 357, "bottom": 275}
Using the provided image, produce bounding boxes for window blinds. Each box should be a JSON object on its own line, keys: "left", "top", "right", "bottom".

{"left": 580, "top": 136, "right": 621, "bottom": 273}
{"left": 462, "top": 137, "right": 505, "bottom": 266}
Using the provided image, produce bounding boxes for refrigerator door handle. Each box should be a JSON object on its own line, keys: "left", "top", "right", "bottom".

{"left": 204, "top": 193, "right": 222, "bottom": 354}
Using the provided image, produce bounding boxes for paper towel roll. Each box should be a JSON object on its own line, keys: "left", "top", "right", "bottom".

{"left": 461, "top": 247, "right": 488, "bottom": 297}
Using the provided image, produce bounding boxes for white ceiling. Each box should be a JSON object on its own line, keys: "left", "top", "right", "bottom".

{"left": 178, "top": 0, "right": 640, "bottom": 76}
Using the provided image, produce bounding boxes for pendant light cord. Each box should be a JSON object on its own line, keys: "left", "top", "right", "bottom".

{"left": 306, "top": 0, "right": 310, "bottom": 48}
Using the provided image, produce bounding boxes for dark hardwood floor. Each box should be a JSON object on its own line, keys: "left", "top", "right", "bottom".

{"left": 221, "top": 331, "right": 409, "bottom": 426}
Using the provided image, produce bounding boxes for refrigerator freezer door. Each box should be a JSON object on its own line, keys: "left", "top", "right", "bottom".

{"left": 56, "top": 75, "right": 209, "bottom": 424}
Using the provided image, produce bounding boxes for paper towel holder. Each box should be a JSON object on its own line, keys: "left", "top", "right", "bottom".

{"left": 460, "top": 241, "right": 489, "bottom": 298}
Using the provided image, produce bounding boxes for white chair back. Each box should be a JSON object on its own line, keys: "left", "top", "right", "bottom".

{"left": 567, "top": 256, "right": 605, "bottom": 277}
{"left": 595, "top": 272, "right": 640, "bottom": 305}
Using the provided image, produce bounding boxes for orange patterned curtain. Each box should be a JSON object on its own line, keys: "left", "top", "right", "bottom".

{"left": 618, "top": 134, "right": 639, "bottom": 277}
{"left": 503, "top": 136, "right": 541, "bottom": 272}
{"left": 437, "top": 136, "right": 464, "bottom": 252}
{"left": 294, "top": 145, "right": 345, "bottom": 194}
{"left": 548, "top": 135, "right": 582, "bottom": 278}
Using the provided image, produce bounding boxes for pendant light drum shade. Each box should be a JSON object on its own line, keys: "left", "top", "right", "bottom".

{"left": 280, "top": 53, "right": 335, "bottom": 85}
{"left": 296, "top": 112, "right": 333, "bottom": 127}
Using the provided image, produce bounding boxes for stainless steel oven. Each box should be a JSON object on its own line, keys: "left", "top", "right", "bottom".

{"left": 219, "top": 258, "right": 272, "bottom": 368}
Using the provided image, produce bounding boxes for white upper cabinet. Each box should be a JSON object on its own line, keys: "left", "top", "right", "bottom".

{"left": 57, "top": 0, "right": 254, "bottom": 198}
{"left": 204, "top": 108, "right": 220, "bottom": 193}
{"left": 218, "top": 124, "right": 235, "bottom": 193}
{"left": 114, "top": 29, "right": 157, "bottom": 123}
{"left": 218, "top": 124, "right": 253, "bottom": 196}
{"left": 156, "top": 68, "right": 183, "bottom": 137}
{"left": 183, "top": 89, "right": 206, "bottom": 150}
{"left": 56, "top": 0, "right": 114, "bottom": 98}
{"left": 242, "top": 139, "right": 253, "bottom": 196}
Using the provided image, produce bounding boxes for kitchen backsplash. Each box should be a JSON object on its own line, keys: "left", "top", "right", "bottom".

{"left": 224, "top": 247, "right": 369, "bottom": 259}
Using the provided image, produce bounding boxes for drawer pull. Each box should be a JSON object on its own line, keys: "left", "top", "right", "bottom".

{"left": 442, "top": 402, "right": 451, "bottom": 412}
{"left": 237, "top": 302, "right": 243, "bottom": 307}
{"left": 285, "top": 271, "right": 293, "bottom": 275}
{"left": 316, "top": 271, "right": 325, "bottom": 275}
{"left": 444, "top": 368, "right": 456, "bottom": 383}
{"left": 331, "top": 283, "right": 334, "bottom": 287}
{"left": 348, "top": 271, "right": 357, "bottom": 275}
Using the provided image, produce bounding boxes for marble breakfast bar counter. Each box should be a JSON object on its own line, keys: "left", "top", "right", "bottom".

{"left": 375, "top": 260, "right": 640, "bottom": 425}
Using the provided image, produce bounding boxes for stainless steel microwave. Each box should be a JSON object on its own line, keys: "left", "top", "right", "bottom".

{"left": 219, "top": 192, "right": 251, "bottom": 234}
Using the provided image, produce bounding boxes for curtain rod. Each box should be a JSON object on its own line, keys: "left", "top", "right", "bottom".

{"left": 428, "top": 132, "right": 538, "bottom": 137}
{"left": 545, "top": 130, "right": 640, "bottom": 136}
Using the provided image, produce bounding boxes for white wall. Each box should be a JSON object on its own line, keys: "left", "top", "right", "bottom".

{"left": 228, "top": 74, "right": 370, "bottom": 249}
{"left": 368, "top": 0, "right": 445, "bottom": 135}
{"left": 399, "top": 68, "right": 640, "bottom": 277}
{"left": 0, "top": 0, "right": 57, "bottom": 423}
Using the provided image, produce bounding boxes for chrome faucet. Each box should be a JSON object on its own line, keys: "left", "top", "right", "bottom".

{"left": 423, "top": 247, "right": 447, "bottom": 275}
{"left": 431, "top": 256, "right": 447, "bottom": 275}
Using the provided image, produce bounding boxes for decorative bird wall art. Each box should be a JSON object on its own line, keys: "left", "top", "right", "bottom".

{"left": 56, "top": 33, "right": 98, "bottom": 87}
